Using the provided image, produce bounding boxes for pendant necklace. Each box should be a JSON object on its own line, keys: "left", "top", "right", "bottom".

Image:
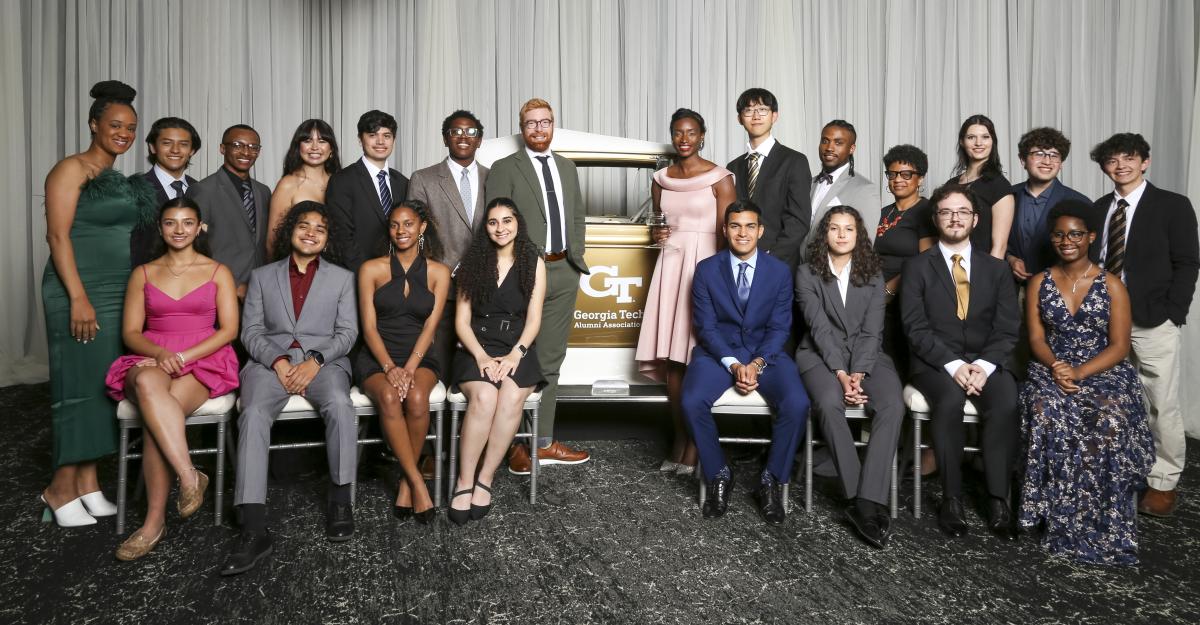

{"left": 1068, "top": 263, "right": 1094, "bottom": 294}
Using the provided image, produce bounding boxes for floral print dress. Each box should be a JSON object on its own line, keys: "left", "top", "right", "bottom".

{"left": 1018, "top": 270, "right": 1154, "bottom": 565}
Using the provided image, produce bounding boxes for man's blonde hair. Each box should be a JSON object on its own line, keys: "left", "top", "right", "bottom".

{"left": 519, "top": 98, "right": 554, "bottom": 124}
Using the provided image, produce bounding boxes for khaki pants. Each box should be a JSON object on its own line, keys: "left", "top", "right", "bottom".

{"left": 1130, "top": 321, "right": 1186, "bottom": 490}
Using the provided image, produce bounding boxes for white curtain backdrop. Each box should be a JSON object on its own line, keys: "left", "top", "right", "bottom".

{"left": 4, "top": 0, "right": 1199, "bottom": 433}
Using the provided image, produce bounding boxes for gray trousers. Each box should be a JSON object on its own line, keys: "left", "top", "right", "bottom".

{"left": 800, "top": 357, "right": 905, "bottom": 505}
{"left": 234, "top": 348, "right": 357, "bottom": 505}
{"left": 534, "top": 259, "right": 580, "bottom": 440}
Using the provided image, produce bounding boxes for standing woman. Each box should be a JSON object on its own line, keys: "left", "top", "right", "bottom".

{"left": 634, "top": 108, "right": 736, "bottom": 475}
{"left": 947, "top": 115, "right": 1014, "bottom": 258}
{"left": 41, "top": 80, "right": 156, "bottom": 526}
{"left": 355, "top": 200, "right": 450, "bottom": 523}
{"left": 267, "top": 119, "right": 341, "bottom": 251}
{"left": 448, "top": 198, "right": 546, "bottom": 525}
{"left": 104, "top": 198, "right": 240, "bottom": 559}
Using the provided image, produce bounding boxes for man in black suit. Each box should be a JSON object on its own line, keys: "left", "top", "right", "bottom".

{"left": 1090, "top": 133, "right": 1200, "bottom": 517}
{"left": 900, "top": 183, "right": 1020, "bottom": 539}
{"left": 726, "top": 88, "right": 813, "bottom": 270}
{"left": 327, "top": 110, "right": 409, "bottom": 273}
{"left": 131, "top": 117, "right": 201, "bottom": 266}
{"left": 188, "top": 124, "right": 271, "bottom": 300}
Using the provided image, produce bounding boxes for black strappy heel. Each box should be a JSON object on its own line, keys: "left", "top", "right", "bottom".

{"left": 448, "top": 486, "right": 474, "bottom": 526}
{"left": 469, "top": 482, "right": 493, "bottom": 521}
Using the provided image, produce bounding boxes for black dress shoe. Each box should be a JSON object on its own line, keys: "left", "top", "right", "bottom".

{"left": 220, "top": 530, "right": 273, "bottom": 576}
{"left": 938, "top": 497, "right": 969, "bottom": 537}
{"left": 393, "top": 505, "right": 413, "bottom": 520}
{"left": 326, "top": 501, "right": 354, "bottom": 542}
{"left": 469, "top": 482, "right": 493, "bottom": 521}
{"left": 986, "top": 497, "right": 1017, "bottom": 541}
{"left": 447, "top": 486, "right": 474, "bottom": 526}
{"left": 754, "top": 481, "right": 786, "bottom": 525}
{"left": 702, "top": 472, "right": 733, "bottom": 518}
{"left": 846, "top": 505, "right": 886, "bottom": 549}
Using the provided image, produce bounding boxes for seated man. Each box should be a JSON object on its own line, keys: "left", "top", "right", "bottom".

{"left": 900, "top": 183, "right": 1020, "bottom": 540}
{"left": 681, "top": 200, "right": 810, "bottom": 525}
{"left": 222, "top": 201, "right": 359, "bottom": 576}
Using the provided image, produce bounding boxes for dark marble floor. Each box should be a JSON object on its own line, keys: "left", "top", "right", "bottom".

{"left": 3, "top": 382, "right": 1199, "bottom": 624}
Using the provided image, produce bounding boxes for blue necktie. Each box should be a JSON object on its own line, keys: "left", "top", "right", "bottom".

{"left": 737, "top": 261, "right": 750, "bottom": 306}
{"left": 377, "top": 170, "right": 392, "bottom": 215}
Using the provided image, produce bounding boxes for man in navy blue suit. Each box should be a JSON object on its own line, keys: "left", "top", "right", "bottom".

{"left": 681, "top": 200, "right": 810, "bottom": 524}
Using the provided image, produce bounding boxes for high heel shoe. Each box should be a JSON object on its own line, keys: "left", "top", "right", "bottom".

{"left": 40, "top": 495, "right": 97, "bottom": 527}
{"left": 115, "top": 526, "right": 166, "bottom": 561}
{"left": 447, "top": 486, "right": 474, "bottom": 526}
{"left": 177, "top": 470, "right": 209, "bottom": 519}
{"left": 469, "top": 482, "right": 493, "bottom": 521}
{"left": 393, "top": 480, "right": 413, "bottom": 519}
{"left": 80, "top": 491, "right": 118, "bottom": 517}
{"left": 413, "top": 504, "right": 436, "bottom": 525}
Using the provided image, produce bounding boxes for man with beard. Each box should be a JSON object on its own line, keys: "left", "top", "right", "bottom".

{"left": 806, "top": 119, "right": 881, "bottom": 247}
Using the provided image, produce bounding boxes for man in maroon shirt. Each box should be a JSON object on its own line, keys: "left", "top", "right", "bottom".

{"left": 222, "top": 201, "right": 359, "bottom": 576}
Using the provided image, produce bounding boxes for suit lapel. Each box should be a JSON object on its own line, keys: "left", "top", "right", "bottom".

{"left": 275, "top": 261, "right": 298, "bottom": 328}
{"left": 757, "top": 144, "right": 787, "bottom": 191}
{"left": 823, "top": 276, "right": 849, "bottom": 330}
{"left": 217, "top": 171, "right": 255, "bottom": 231}
{"left": 355, "top": 161, "right": 387, "bottom": 225}
{"left": 717, "top": 251, "right": 745, "bottom": 319}
{"left": 514, "top": 150, "right": 547, "bottom": 218}
{"left": 930, "top": 251, "right": 957, "bottom": 303}
{"left": 435, "top": 163, "right": 472, "bottom": 228}
{"left": 474, "top": 166, "right": 489, "bottom": 229}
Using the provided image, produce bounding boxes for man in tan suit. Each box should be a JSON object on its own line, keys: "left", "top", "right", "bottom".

{"left": 485, "top": 98, "right": 590, "bottom": 474}
{"left": 407, "top": 110, "right": 489, "bottom": 377}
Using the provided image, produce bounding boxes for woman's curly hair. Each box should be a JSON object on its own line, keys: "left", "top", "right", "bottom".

{"left": 390, "top": 199, "right": 445, "bottom": 262}
{"left": 455, "top": 197, "right": 540, "bottom": 305}
{"left": 804, "top": 205, "right": 883, "bottom": 287}
{"left": 271, "top": 200, "right": 341, "bottom": 265}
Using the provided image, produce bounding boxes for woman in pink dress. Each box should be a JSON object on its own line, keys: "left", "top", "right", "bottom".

{"left": 635, "top": 109, "right": 736, "bottom": 474}
{"left": 104, "top": 197, "right": 240, "bottom": 560}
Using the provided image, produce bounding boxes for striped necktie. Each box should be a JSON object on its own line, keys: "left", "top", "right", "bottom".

{"left": 1105, "top": 198, "right": 1129, "bottom": 275}
{"left": 377, "top": 170, "right": 392, "bottom": 215}
{"left": 746, "top": 152, "right": 761, "bottom": 199}
{"left": 241, "top": 180, "right": 256, "bottom": 233}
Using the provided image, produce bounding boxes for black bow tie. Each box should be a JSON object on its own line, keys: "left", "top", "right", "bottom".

{"left": 814, "top": 172, "right": 834, "bottom": 185}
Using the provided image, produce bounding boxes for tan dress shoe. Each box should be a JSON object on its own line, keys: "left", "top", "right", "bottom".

{"left": 178, "top": 470, "right": 209, "bottom": 519}
{"left": 115, "top": 526, "right": 166, "bottom": 561}
{"left": 1137, "top": 487, "right": 1179, "bottom": 517}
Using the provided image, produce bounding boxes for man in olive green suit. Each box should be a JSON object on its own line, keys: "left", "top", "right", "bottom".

{"left": 485, "top": 98, "right": 591, "bottom": 474}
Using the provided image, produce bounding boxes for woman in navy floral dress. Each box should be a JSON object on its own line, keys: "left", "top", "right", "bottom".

{"left": 1019, "top": 202, "right": 1154, "bottom": 565}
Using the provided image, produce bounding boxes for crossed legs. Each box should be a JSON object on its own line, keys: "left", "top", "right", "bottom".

{"left": 363, "top": 368, "right": 436, "bottom": 514}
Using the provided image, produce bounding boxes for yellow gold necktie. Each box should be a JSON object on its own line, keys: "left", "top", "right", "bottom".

{"left": 951, "top": 254, "right": 969, "bottom": 320}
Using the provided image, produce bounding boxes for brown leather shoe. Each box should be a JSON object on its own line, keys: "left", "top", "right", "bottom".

{"left": 536, "top": 441, "right": 590, "bottom": 465}
{"left": 115, "top": 526, "right": 166, "bottom": 561}
{"left": 1138, "top": 487, "right": 1179, "bottom": 517}
{"left": 507, "top": 444, "right": 532, "bottom": 475}
{"left": 178, "top": 470, "right": 209, "bottom": 519}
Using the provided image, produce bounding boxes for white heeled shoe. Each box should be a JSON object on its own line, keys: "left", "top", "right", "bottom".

{"left": 80, "top": 491, "right": 118, "bottom": 517}
{"left": 40, "top": 495, "right": 97, "bottom": 527}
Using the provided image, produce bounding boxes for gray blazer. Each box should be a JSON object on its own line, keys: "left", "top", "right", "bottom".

{"left": 807, "top": 172, "right": 882, "bottom": 247}
{"left": 793, "top": 262, "right": 889, "bottom": 376}
{"left": 188, "top": 169, "right": 271, "bottom": 286}
{"left": 486, "top": 149, "right": 589, "bottom": 274}
{"left": 240, "top": 257, "right": 359, "bottom": 376}
{"left": 406, "top": 160, "right": 488, "bottom": 273}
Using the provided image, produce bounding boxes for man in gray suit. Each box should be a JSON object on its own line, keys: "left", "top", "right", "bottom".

{"left": 221, "top": 202, "right": 359, "bottom": 577}
{"left": 188, "top": 124, "right": 272, "bottom": 300}
{"left": 485, "top": 98, "right": 590, "bottom": 474}
{"left": 806, "top": 120, "right": 882, "bottom": 247}
{"left": 407, "top": 110, "right": 489, "bottom": 376}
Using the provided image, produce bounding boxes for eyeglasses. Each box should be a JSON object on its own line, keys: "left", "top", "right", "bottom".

{"left": 884, "top": 170, "right": 920, "bottom": 180}
{"left": 740, "top": 107, "right": 773, "bottom": 118}
{"left": 935, "top": 209, "right": 974, "bottom": 220}
{"left": 522, "top": 119, "right": 553, "bottom": 130}
{"left": 225, "top": 141, "right": 262, "bottom": 153}
{"left": 1028, "top": 150, "right": 1062, "bottom": 162}
{"left": 1050, "top": 230, "right": 1088, "bottom": 243}
{"left": 446, "top": 127, "right": 481, "bottom": 138}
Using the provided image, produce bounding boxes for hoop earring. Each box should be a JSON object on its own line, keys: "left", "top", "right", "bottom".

{"left": 389, "top": 241, "right": 395, "bottom": 255}
{"left": 699, "top": 140, "right": 705, "bottom": 150}
{"left": 419, "top": 233, "right": 425, "bottom": 253}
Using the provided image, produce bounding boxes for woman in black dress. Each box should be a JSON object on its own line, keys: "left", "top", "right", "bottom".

{"left": 355, "top": 200, "right": 451, "bottom": 523}
{"left": 448, "top": 198, "right": 546, "bottom": 525}
{"left": 947, "top": 114, "right": 1014, "bottom": 258}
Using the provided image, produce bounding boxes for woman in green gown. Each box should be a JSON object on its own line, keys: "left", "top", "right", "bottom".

{"left": 41, "top": 80, "right": 155, "bottom": 527}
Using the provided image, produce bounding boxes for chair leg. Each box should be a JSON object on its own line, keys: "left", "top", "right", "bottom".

{"left": 804, "top": 418, "right": 813, "bottom": 513}
{"left": 117, "top": 426, "right": 131, "bottom": 535}
{"left": 432, "top": 407, "right": 444, "bottom": 508}
{"left": 912, "top": 416, "right": 922, "bottom": 519}
{"left": 448, "top": 408, "right": 460, "bottom": 502}
{"left": 350, "top": 415, "right": 359, "bottom": 507}
{"left": 697, "top": 459, "right": 705, "bottom": 508}
{"left": 528, "top": 405, "right": 538, "bottom": 505}
{"left": 890, "top": 450, "right": 898, "bottom": 519}
{"left": 216, "top": 419, "right": 227, "bottom": 526}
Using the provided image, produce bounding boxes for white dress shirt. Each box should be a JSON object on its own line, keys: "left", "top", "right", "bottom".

{"left": 721, "top": 250, "right": 759, "bottom": 372}
{"left": 936, "top": 241, "right": 997, "bottom": 378}
{"left": 745, "top": 135, "right": 777, "bottom": 160}
{"left": 445, "top": 158, "right": 480, "bottom": 220}
{"left": 525, "top": 146, "right": 567, "bottom": 253}
{"left": 812, "top": 161, "right": 851, "bottom": 217}
{"left": 361, "top": 156, "right": 393, "bottom": 207}
{"left": 829, "top": 256, "right": 851, "bottom": 306}
{"left": 153, "top": 164, "right": 188, "bottom": 198}
{"left": 1099, "top": 179, "right": 1148, "bottom": 281}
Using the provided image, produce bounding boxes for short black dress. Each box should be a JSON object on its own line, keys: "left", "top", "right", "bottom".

{"left": 353, "top": 253, "right": 441, "bottom": 387}
{"left": 451, "top": 262, "right": 544, "bottom": 390}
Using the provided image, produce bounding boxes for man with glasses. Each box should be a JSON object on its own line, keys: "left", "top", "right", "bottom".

{"left": 805, "top": 119, "right": 881, "bottom": 247}
{"left": 407, "top": 110, "right": 489, "bottom": 402}
{"left": 726, "top": 88, "right": 813, "bottom": 270}
{"left": 327, "top": 110, "right": 409, "bottom": 273}
{"left": 189, "top": 124, "right": 271, "bottom": 300}
{"left": 1006, "top": 127, "right": 1091, "bottom": 281}
{"left": 1089, "top": 133, "right": 1199, "bottom": 517}
{"left": 900, "top": 183, "right": 1020, "bottom": 540}
{"left": 486, "top": 98, "right": 591, "bottom": 474}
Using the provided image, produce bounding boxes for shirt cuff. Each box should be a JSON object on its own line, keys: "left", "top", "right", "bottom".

{"left": 721, "top": 357, "right": 739, "bottom": 372}
{"left": 943, "top": 359, "right": 968, "bottom": 377}
{"left": 972, "top": 359, "right": 997, "bottom": 377}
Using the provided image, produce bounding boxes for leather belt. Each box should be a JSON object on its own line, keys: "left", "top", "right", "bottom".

{"left": 544, "top": 251, "right": 567, "bottom": 262}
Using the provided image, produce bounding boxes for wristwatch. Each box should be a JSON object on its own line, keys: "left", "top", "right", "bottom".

{"left": 752, "top": 357, "right": 767, "bottom": 374}
{"left": 516, "top": 344, "right": 528, "bottom": 358}
{"left": 305, "top": 350, "right": 325, "bottom": 367}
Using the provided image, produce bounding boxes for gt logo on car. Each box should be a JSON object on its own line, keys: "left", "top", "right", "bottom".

{"left": 580, "top": 265, "right": 642, "bottom": 304}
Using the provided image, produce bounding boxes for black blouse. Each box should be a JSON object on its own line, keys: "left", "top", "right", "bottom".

{"left": 874, "top": 198, "right": 935, "bottom": 281}
{"left": 946, "top": 172, "right": 1012, "bottom": 253}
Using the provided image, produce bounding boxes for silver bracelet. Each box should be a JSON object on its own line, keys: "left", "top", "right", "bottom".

{"left": 176, "top": 352, "right": 186, "bottom": 365}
